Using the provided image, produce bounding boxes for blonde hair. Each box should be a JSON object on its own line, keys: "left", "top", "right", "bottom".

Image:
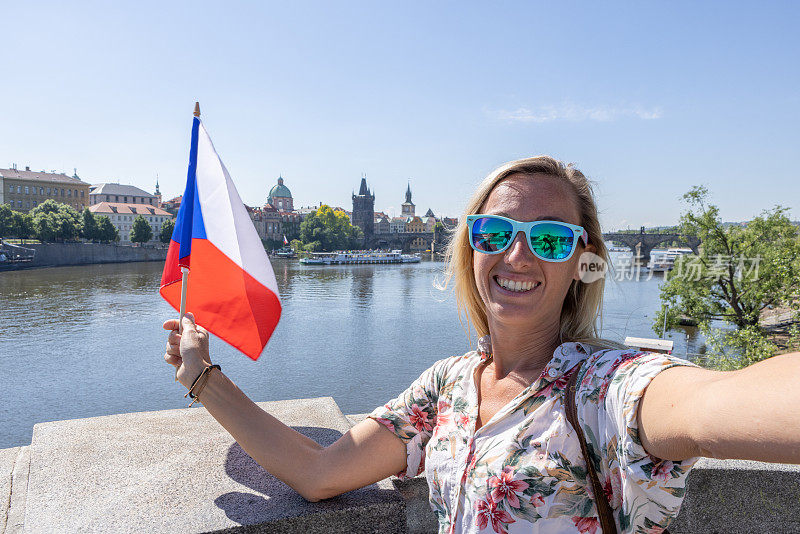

{"left": 439, "top": 156, "right": 622, "bottom": 350}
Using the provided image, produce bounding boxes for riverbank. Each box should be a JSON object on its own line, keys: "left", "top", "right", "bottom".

{"left": 762, "top": 305, "right": 800, "bottom": 351}
{"left": 0, "top": 242, "right": 167, "bottom": 270}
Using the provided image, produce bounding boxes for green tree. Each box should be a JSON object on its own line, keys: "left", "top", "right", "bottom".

{"left": 30, "top": 200, "right": 82, "bottom": 242}
{"left": 298, "top": 205, "right": 363, "bottom": 251}
{"left": 0, "top": 205, "right": 13, "bottom": 238}
{"left": 81, "top": 209, "right": 99, "bottom": 241}
{"left": 130, "top": 215, "right": 153, "bottom": 244}
{"left": 656, "top": 186, "right": 800, "bottom": 368}
{"left": 261, "top": 238, "right": 283, "bottom": 251}
{"left": 7, "top": 211, "right": 34, "bottom": 242}
{"left": 96, "top": 216, "right": 119, "bottom": 243}
{"left": 159, "top": 218, "right": 175, "bottom": 244}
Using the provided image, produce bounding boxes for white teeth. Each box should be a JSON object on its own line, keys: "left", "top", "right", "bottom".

{"left": 496, "top": 277, "right": 539, "bottom": 292}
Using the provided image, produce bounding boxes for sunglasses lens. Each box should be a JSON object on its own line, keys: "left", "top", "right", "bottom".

{"left": 471, "top": 217, "right": 513, "bottom": 252}
{"left": 530, "top": 223, "right": 575, "bottom": 260}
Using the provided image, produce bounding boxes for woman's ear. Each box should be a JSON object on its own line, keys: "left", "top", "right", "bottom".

{"left": 574, "top": 244, "right": 601, "bottom": 282}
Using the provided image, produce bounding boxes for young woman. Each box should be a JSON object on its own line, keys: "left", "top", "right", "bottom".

{"left": 164, "top": 156, "right": 800, "bottom": 533}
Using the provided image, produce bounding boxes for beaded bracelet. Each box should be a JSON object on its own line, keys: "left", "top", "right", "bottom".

{"left": 184, "top": 364, "right": 221, "bottom": 407}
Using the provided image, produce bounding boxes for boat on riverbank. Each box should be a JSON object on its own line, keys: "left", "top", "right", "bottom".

{"left": 299, "top": 250, "right": 421, "bottom": 265}
{"left": 0, "top": 240, "right": 36, "bottom": 270}
{"left": 273, "top": 247, "right": 297, "bottom": 259}
{"left": 647, "top": 247, "right": 693, "bottom": 272}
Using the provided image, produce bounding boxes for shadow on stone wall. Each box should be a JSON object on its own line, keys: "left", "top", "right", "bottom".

{"left": 215, "top": 426, "right": 400, "bottom": 528}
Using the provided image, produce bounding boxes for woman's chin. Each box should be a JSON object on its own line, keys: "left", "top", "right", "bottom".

{"left": 486, "top": 301, "right": 548, "bottom": 328}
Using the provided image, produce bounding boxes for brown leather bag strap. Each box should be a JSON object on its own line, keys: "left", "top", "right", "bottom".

{"left": 565, "top": 367, "right": 619, "bottom": 534}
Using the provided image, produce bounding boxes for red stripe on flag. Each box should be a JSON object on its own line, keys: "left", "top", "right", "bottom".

{"left": 159, "top": 238, "right": 281, "bottom": 360}
{"left": 160, "top": 240, "right": 183, "bottom": 288}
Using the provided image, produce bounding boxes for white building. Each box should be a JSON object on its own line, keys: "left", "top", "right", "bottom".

{"left": 89, "top": 202, "right": 172, "bottom": 243}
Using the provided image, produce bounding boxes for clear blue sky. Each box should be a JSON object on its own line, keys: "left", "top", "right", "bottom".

{"left": 2, "top": 1, "right": 798, "bottom": 230}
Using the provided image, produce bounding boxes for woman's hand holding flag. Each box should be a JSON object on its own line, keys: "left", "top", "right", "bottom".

{"left": 163, "top": 312, "right": 211, "bottom": 389}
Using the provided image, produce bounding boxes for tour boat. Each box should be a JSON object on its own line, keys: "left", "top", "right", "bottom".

{"left": 299, "top": 250, "right": 420, "bottom": 265}
{"left": 647, "top": 248, "right": 693, "bottom": 272}
{"left": 0, "top": 240, "right": 36, "bottom": 270}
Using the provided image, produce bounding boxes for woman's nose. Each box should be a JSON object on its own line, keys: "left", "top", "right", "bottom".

{"left": 504, "top": 231, "right": 534, "bottom": 265}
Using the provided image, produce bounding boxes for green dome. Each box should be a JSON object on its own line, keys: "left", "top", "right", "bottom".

{"left": 268, "top": 177, "right": 292, "bottom": 201}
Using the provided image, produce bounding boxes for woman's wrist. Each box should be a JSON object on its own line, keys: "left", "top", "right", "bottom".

{"left": 179, "top": 360, "right": 213, "bottom": 389}
{"left": 185, "top": 364, "right": 221, "bottom": 406}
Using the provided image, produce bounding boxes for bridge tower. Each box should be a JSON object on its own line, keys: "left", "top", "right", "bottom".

{"left": 352, "top": 175, "right": 375, "bottom": 246}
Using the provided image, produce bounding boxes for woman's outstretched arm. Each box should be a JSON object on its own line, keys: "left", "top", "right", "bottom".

{"left": 638, "top": 352, "right": 800, "bottom": 463}
{"left": 163, "top": 314, "right": 407, "bottom": 502}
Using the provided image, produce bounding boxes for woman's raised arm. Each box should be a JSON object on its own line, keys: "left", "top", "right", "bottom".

{"left": 163, "top": 315, "right": 407, "bottom": 502}
{"left": 637, "top": 352, "right": 800, "bottom": 464}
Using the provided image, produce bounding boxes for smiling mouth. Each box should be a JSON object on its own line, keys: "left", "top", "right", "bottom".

{"left": 494, "top": 276, "right": 541, "bottom": 293}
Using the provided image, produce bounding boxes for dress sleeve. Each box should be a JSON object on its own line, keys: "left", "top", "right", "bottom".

{"left": 576, "top": 349, "right": 701, "bottom": 533}
{"left": 368, "top": 358, "right": 449, "bottom": 479}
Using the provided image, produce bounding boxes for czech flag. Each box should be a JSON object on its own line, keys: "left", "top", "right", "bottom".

{"left": 160, "top": 111, "right": 282, "bottom": 360}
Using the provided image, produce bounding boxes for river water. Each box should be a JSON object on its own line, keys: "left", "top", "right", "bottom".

{"left": 0, "top": 255, "right": 704, "bottom": 448}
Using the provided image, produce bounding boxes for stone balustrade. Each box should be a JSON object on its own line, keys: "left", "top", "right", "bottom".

{"left": 2, "top": 398, "right": 798, "bottom": 533}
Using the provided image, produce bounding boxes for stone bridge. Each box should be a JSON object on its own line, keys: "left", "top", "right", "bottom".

{"left": 603, "top": 232, "right": 701, "bottom": 262}
{"left": 366, "top": 232, "right": 436, "bottom": 252}
{"left": 366, "top": 229, "right": 701, "bottom": 260}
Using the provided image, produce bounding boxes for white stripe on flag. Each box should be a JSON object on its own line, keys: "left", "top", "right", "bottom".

{"left": 194, "top": 121, "right": 280, "bottom": 296}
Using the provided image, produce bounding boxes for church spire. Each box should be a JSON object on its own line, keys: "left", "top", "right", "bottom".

{"left": 405, "top": 181, "right": 412, "bottom": 203}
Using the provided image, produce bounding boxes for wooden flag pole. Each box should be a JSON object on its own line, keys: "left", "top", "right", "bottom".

{"left": 179, "top": 266, "right": 190, "bottom": 325}
{"left": 178, "top": 102, "right": 201, "bottom": 333}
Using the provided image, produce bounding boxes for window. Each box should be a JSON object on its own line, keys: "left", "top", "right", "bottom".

{"left": 24, "top": 186, "right": 29, "bottom": 194}
{"left": 47, "top": 187, "right": 51, "bottom": 195}
{"left": 8, "top": 185, "right": 12, "bottom": 193}
{"left": 39, "top": 187, "right": 44, "bottom": 195}
{"left": 80, "top": 190, "right": 84, "bottom": 197}
{"left": 25, "top": 202, "right": 30, "bottom": 209}
{"left": 61, "top": 189, "right": 65, "bottom": 196}
{"left": 17, "top": 186, "right": 22, "bottom": 193}
{"left": 124, "top": 196, "right": 128, "bottom": 202}
{"left": 115, "top": 195, "right": 119, "bottom": 202}
{"left": 68, "top": 189, "right": 72, "bottom": 197}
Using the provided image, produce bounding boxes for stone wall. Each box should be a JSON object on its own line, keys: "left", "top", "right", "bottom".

{"left": 21, "top": 242, "right": 168, "bottom": 268}
{"left": 2, "top": 401, "right": 799, "bottom": 533}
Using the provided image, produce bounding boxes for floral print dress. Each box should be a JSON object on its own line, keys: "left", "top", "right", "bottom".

{"left": 369, "top": 339, "right": 699, "bottom": 534}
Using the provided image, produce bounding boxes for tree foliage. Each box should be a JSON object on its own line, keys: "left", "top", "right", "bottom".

{"left": 81, "top": 208, "right": 99, "bottom": 241}
{"left": 30, "top": 200, "right": 82, "bottom": 242}
{"left": 655, "top": 186, "right": 800, "bottom": 368}
{"left": 159, "top": 218, "right": 175, "bottom": 244}
{"left": 96, "top": 216, "right": 119, "bottom": 242}
{"left": 130, "top": 215, "right": 153, "bottom": 244}
{"left": 1, "top": 203, "right": 121, "bottom": 243}
{"left": 0, "top": 205, "right": 15, "bottom": 238}
{"left": 298, "top": 205, "right": 363, "bottom": 251}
